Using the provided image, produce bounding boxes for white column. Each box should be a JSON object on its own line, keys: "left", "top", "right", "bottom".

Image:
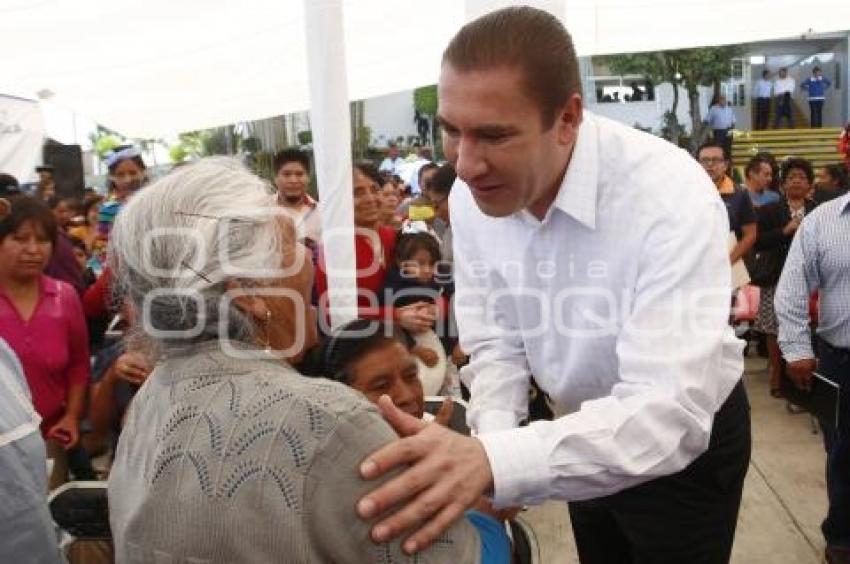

{"left": 303, "top": 0, "right": 358, "bottom": 329}
{"left": 846, "top": 32, "right": 850, "bottom": 125}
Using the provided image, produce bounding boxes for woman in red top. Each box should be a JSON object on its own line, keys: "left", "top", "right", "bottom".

{"left": 0, "top": 198, "right": 89, "bottom": 448}
{"left": 315, "top": 163, "right": 436, "bottom": 334}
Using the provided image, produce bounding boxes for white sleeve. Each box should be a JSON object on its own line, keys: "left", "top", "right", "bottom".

{"left": 452, "top": 216, "right": 532, "bottom": 435}
{"left": 476, "top": 193, "right": 744, "bottom": 507}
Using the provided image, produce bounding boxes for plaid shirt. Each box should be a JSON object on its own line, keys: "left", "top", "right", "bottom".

{"left": 776, "top": 193, "right": 850, "bottom": 361}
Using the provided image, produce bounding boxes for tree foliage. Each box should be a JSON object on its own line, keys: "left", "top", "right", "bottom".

{"left": 413, "top": 85, "right": 438, "bottom": 116}
{"left": 601, "top": 45, "right": 743, "bottom": 150}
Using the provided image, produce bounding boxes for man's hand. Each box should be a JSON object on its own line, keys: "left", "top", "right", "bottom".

{"left": 787, "top": 358, "right": 817, "bottom": 391}
{"left": 358, "top": 395, "right": 494, "bottom": 554}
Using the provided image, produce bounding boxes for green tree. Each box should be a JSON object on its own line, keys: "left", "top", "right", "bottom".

{"left": 413, "top": 85, "right": 440, "bottom": 157}
{"left": 88, "top": 127, "right": 123, "bottom": 161}
{"left": 413, "top": 85, "right": 438, "bottom": 115}
{"left": 601, "top": 45, "right": 742, "bottom": 150}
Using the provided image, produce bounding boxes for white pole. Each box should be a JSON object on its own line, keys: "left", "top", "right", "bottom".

{"left": 303, "top": 0, "right": 358, "bottom": 329}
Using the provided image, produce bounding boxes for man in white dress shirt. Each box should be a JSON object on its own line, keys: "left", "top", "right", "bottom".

{"left": 357, "top": 7, "right": 750, "bottom": 562}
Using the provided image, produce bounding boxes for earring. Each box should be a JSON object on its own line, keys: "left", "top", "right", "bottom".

{"left": 263, "top": 309, "right": 273, "bottom": 354}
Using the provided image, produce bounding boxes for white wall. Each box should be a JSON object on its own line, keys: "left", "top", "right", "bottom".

{"left": 363, "top": 90, "right": 419, "bottom": 147}
{"left": 588, "top": 83, "right": 713, "bottom": 134}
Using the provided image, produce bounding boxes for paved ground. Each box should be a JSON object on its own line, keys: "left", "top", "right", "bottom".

{"left": 520, "top": 353, "right": 829, "bottom": 563}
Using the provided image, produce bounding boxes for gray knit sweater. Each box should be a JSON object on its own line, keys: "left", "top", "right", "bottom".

{"left": 108, "top": 342, "right": 480, "bottom": 563}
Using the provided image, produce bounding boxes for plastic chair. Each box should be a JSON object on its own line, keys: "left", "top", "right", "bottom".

{"left": 424, "top": 395, "right": 470, "bottom": 435}
{"left": 48, "top": 481, "right": 111, "bottom": 555}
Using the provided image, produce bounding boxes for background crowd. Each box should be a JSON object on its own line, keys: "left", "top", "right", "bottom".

{"left": 0, "top": 117, "right": 849, "bottom": 561}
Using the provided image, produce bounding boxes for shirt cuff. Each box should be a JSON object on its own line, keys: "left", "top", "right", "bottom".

{"left": 782, "top": 345, "right": 816, "bottom": 363}
{"left": 474, "top": 410, "right": 519, "bottom": 435}
{"left": 476, "top": 425, "right": 552, "bottom": 508}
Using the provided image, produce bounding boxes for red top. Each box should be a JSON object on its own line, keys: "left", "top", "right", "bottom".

{"left": 83, "top": 266, "right": 112, "bottom": 319}
{"left": 0, "top": 276, "right": 90, "bottom": 432}
{"left": 315, "top": 226, "right": 398, "bottom": 321}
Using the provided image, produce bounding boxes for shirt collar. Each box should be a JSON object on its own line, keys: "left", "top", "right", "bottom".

{"left": 548, "top": 113, "right": 599, "bottom": 230}
{"left": 837, "top": 192, "right": 850, "bottom": 215}
{"left": 39, "top": 275, "right": 59, "bottom": 296}
{"left": 0, "top": 275, "right": 57, "bottom": 302}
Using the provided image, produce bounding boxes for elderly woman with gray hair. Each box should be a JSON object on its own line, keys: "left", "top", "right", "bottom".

{"left": 106, "top": 158, "right": 480, "bottom": 563}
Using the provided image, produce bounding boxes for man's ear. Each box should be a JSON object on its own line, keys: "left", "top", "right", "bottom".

{"left": 555, "top": 93, "right": 584, "bottom": 146}
{"left": 226, "top": 279, "right": 268, "bottom": 321}
{"left": 0, "top": 198, "right": 10, "bottom": 219}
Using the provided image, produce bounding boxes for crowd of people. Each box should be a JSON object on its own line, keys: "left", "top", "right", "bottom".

{"left": 1, "top": 6, "right": 850, "bottom": 564}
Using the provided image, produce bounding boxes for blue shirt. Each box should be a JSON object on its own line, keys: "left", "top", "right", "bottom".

{"left": 706, "top": 105, "right": 735, "bottom": 130}
{"left": 747, "top": 188, "right": 781, "bottom": 207}
{"left": 775, "top": 193, "right": 850, "bottom": 361}
{"left": 801, "top": 75, "right": 831, "bottom": 101}
{"left": 754, "top": 79, "right": 772, "bottom": 99}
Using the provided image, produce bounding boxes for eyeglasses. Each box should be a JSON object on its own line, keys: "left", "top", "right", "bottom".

{"left": 698, "top": 158, "right": 726, "bottom": 166}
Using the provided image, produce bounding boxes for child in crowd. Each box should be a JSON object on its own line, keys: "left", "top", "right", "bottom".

{"left": 400, "top": 196, "right": 441, "bottom": 241}
{"left": 380, "top": 232, "right": 460, "bottom": 397}
{"left": 320, "top": 318, "right": 512, "bottom": 564}
{"left": 68, "top": 235, "right": 98, "bottom": 288}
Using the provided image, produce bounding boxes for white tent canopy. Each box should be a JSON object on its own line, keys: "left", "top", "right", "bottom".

{"left": 3, "top": 0, "right": 848, "bottom": 328}
{"left": 2, "top": 0, "right": 848, "bottom": 139}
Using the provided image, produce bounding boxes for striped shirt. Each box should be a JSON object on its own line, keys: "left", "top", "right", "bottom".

{"left": 775, "top": 192, "right": 850, "bottom": 361}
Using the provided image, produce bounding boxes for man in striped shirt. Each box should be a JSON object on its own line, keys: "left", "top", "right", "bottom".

{"left": 775, "top": 191, "right": 850, "bottom": 564}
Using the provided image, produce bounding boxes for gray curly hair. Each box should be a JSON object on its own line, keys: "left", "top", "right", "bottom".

{"left": 109, "top": 157, "right": 289, "bottom": 355}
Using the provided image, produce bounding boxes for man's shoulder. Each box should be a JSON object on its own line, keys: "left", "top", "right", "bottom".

{"left": 804, "top": 195, "right": 848, "bottom": 226}
{"left": 591, "top": 112, "right": 707, "bottom": 185}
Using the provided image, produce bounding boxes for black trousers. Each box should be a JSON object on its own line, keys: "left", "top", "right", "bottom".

{"left": 809, "top": 100, "right": 824, "bottom": 128}
{"left": 568, "top": 380, "right": 751, "bottom": 564}
{"left": 713, "top": 129, "right": 732, "bottom": 160}
{"left": 755, "top": 97, "right": 771, "bottom": 130}
{"left": 815, "top": 337, "right": 850, "bottom": 547}
{"left": 774, "top": 93, "right": 793, "bottom": 128}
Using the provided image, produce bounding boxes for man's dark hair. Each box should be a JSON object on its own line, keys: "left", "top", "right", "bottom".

{"left": 68, "top": 235, "right": 88, "bottom": 255}
{"left": 695, "top": 140, "right": 728, "bottom": 160}
{"left": 395, "top": 232, "right": 441, "bottom": 265}
{"left": 0, "top": 197, "right": 58, "bottom": 244}
{"left": 762, "top": 70, "right": 769, "bottom": 78}
{"left": 417, "top": 162, "right": 439, "bottom": 187}
{"left": 824, "top": 164, "right": 848, "bottom": 189}
{"left": 273, "top": 148, "right": 311, "bottom": 175}
{"left": 442, "top": 6, "right": 582, "bottom": 129}
{"left": 781, "top": 157, "right": 815, "bottom": 184}
{"left": 320, "top": 319, "right": 412, "bottom": 384}
{"left": 813, "top": 66, "right": 821, "bottom": 73}
{"left": 754, "top": 151, "right": 781, "bottom": 191}
{"left": 428, "top": 163, "right": 457, "bottom": 197}
{"left": 745, "top": 155, "right": 773, "bottom": 179}
{"left": 0, "top": 173, "right": 20, "bottom": 199}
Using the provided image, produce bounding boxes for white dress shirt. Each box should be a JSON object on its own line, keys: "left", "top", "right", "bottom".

{"left": 774, "top": 77, "right": 795, "bottom": 96}
{"left": 450, "top": 112, "right": 744, "bottom": 507}
{"left": 379, "top": 156, "right": 405, "bottom": 175}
